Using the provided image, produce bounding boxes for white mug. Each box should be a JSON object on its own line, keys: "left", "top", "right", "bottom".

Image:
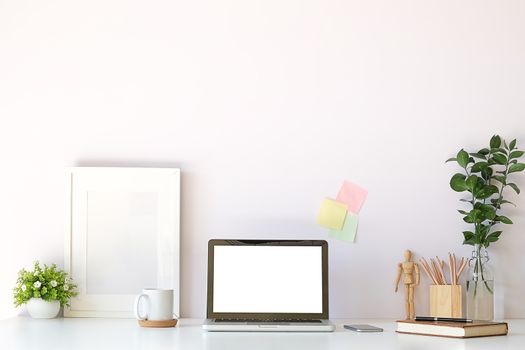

{"left": 134, "top": 289, "right": 176, "bottom": 321}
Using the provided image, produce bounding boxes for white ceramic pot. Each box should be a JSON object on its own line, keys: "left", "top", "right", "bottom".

{"left": 26, "top": 298, "right": 60, "bottom": 319}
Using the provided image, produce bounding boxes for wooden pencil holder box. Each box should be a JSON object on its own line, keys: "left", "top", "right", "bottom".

{"left": 429, "top": 285, "right": 462, "bottom": 318}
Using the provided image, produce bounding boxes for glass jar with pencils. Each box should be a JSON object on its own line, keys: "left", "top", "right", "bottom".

{"left": 466, "top": 244, "right": 494, "bottom": 321}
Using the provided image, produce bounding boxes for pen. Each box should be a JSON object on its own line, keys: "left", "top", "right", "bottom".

{"left": 415, "top": 316, "right": 473, "bottom": 323}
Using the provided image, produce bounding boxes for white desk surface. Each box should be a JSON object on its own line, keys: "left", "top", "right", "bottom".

{"left": 1, "top": 317, "right": 522, "bottom": 350}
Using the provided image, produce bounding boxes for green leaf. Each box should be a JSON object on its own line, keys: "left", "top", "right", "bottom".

{"left": 470, "top": 162, "right": 488, "bottom": 173}
{"left": 499, "top": 199, "right": 516, "bottom": 207}
{"left": 460, "top": 198, "right": 474, "bottom": 204}
{"left": 504, "top": 139, "right": 509, "bottom": 150}
{"left": 463, "top": 215, "right": 474, "bottom": 224}
{"left": 492, "top": 175, "right": 506, "bottom": 185}
{"left": 492, "top": 153, "right": 507, "bottom": 165}
{"left": 495, "top": 216, "right": 513, "bottom": 224}
{"left": 462, "top": 231, "right": 476, "bottom": 245}
{"left": 475, "top": 176, "right": 485, "bottom": 191}
{"left": 490, "top": 135, "right": 502, "bottom": 149}
{"left": 474, "top": 184, "right": 499, "bottom": 199}
{"left": 480, "top": 167, "right": 493, "bottom": 180}
{"left": 509, "top": 139, "right": 517, "bottom": 150}
{"left": 510, "top": 151, "right": 524, "bottom": 159}
{"left": 445, "top": 157, "right": 457, "bottom": 163}
{"left": 491, "top": 147, "right": 508, "bottom": 155}
{"left": 486, "top": 231, "right": 502, "bottom": 243}
{"left": 457, "top": 149, "right": 469, "bottom": 168}
{"left": 478, "top": 204, "right": 496, "bottom": 220}
{"left": 465, "top": 175, "right": 479, "bottom": 191}
{"left": 463, "top": 231, "right": 474, "bottom": 240}
{"left": 450, "top": 173, "right": 468, "bottom": 192}
{"left": 464, "top": 209, "right": 484, "bottom": 224}
{"left": 481, "top": 204, "right": 496, "bottom": 220}
{"left": 458, "top": 210, "right": 469, "bottom": 215}
{"left": 478, "top": 148, "right": 490, "bottom": 155}
{"left": 479, "top": 224, "right": 490, "bottom": 236}
{"left": 508, "top": 163, "right": 525, "bottom": 173}
{"left": 470, "top": 152, "right": 487, "bottom": 160}
{"left": 508, "top": 183, "right": 520, "bottom": 194}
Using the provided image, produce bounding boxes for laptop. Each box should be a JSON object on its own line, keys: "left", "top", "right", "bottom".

{"left": 202, "top": 239, "right": 335, "bottom": 332}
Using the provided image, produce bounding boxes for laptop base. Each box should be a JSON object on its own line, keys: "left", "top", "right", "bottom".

{"left": 202, "top": 319, "right": 336, "bottom": 332}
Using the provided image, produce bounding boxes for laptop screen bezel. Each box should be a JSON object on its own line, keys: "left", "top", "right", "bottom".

{"left": 206, "top": 239, "right": 329, "bottom": 321}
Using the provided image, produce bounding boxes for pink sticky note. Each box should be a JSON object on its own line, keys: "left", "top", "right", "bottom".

{"left": 336, "top": 180, "right": 368, "bottom": 214}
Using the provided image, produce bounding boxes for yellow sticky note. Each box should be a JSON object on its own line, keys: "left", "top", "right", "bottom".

{"left": 329, "top": 212, "right": 359, "bottom": 243}
{"left": 316, "top": 198, "right": 347, "bottom": 230}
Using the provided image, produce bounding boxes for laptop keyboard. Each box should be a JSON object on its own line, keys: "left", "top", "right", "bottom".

{"left": 214, "top": 319, "right": 322, "bottom": 323}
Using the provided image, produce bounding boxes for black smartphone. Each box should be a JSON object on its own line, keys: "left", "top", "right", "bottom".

{"left": 344, "top": 324, "right": 383, "bottom": 332}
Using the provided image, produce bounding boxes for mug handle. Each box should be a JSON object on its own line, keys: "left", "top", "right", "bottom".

{"left": 134, "top": 294, "right": 149, "bottom": 320}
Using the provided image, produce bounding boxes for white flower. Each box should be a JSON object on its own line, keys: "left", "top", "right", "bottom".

{"left": 64, "top": 285, "right": 69, "bottom": 291}
{"left": 65, "top": 277, "right": 70, "bottom": 284}
{"left": 50, "top": 280, "right": 57, "bottom": 288}
{"left": 21, "top": 285, "right": 27, "bottom": 291}
{"left": 33, "top": 281, "right": 41, "bottom": 289}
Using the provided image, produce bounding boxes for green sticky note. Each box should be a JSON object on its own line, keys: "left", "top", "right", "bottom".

{"left": 329, "top": 212, "right": 359, "bottom": 243}
{"left": 316, "top": 198, "right": 347, "bottom": 230}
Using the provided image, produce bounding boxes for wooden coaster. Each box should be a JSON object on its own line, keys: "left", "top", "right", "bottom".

{"left": 138, "top": 319, "right": 178, "bottom": 328}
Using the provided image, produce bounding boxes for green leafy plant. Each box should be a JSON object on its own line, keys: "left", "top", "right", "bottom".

{"left": 13, "top": 261, "right": 78, "bottom": 307}
{"left": 447, "top": 135, "right": 525, "bottom": 248}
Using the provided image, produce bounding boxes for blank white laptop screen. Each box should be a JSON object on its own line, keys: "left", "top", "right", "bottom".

{"left": 212, "top": 245, "right": 323, "bottom": 313}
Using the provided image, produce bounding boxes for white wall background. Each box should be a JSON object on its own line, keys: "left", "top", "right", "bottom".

{"left": 1, "top": 0, "right": 524, "bottom": 319}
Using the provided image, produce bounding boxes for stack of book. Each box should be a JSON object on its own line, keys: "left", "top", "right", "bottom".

{"left": 396, "top": 319, "right": 508, "bottom": 338}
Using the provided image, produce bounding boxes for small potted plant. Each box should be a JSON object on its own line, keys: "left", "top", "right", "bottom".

{"left": 13, "top": 261, "right": 78, "bottom": 318}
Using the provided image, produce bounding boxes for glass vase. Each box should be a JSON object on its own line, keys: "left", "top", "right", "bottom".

{"left": 466, "top": 244, "right": 494, "bottom": 320}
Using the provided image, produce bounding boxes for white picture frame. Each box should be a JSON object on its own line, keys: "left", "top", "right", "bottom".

{"left": 64, "top": 167, "right": 180, "bottom": 318}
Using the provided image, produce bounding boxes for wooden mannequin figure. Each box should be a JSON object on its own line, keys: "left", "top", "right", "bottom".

{"left": 395, "top": 249, "right": 420, "bottom": 320}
